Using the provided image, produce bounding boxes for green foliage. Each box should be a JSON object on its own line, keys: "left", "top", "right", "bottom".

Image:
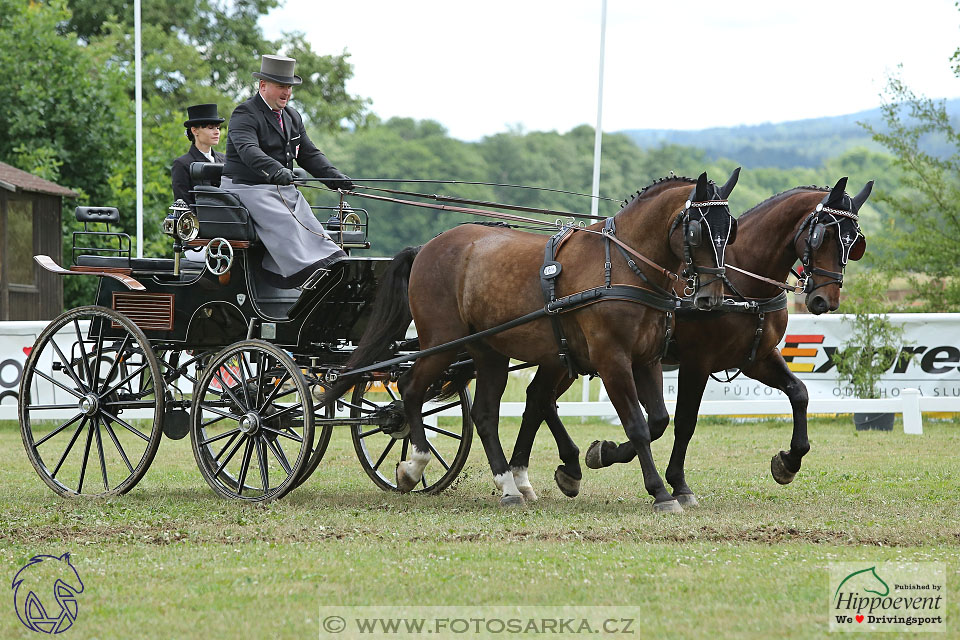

{"left": 863, "top": 73, "right": 960, "bottom": 311}
{"left": 831, "top": 273, "right": 907, "bottom": 399}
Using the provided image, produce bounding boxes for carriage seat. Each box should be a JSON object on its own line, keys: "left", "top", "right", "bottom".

{"left": 74, "top": 255, "right": 202, "bottom": 275}
{"left": 191, "top": 185, "right": 260, "bottom": 243}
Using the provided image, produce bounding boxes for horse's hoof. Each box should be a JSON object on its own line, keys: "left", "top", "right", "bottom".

{"left": 770, "top": 451, "right": 797, "bottom": 485}
{"left": 554, "top": 467, "right": 580, "bottom": 498}
{"left": 653, "top": 499, "right": 684, "bottom": 514}
{"left": 584, "top": 441, "right": 605, "bottom": 469}
{"left": 500, "top": 494, "right": 526, "bottom": 508}
{"left": 517, "top": 485, "right": 538, "bottom": 502}
{"left": 395, "top": 462, "right": 419, "bottom": 493}
{"left": 674, "top": 492, "right": 699, "bottom": 508}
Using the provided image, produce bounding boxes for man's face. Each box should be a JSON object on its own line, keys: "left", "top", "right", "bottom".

{"left": 260, "top": 80, "right": 293, "bottom": 110}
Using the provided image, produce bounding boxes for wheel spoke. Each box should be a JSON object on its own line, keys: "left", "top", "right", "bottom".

{"left": 212, "top": 370, "right": 246, "bottom": 412}
{"left": 99, "top": 408, "right": 151, "bottom": 442}
{"left": 50, "top": 338, "right": 87, "bottom": 393}
{"left": 386, "top": 384, "right": 399, "bottom": 401}
{"left": 423, "top": 423, "right": 463, "bottom": 440}
{"left": 32, "top": 368, "right": 84, "bottom": 400}
{"left": 260, "top": 425, "right": 303, "bottom": 443}
{"left": 372, "top": 437, "right": 397, "bottom": 471}
{"left": 425, "top": 439, "right": 450, "bottom": 471}
{"left": 237, "top": 354, "right": 253, "bottom": 409}
{"left": 401, "top": 437, "right": 409, "bottom": 462}
{"left": 51, "top": 416, "right": 89, "bottom": 478}
{"left": 265, "top": 436, "right": 293, "bottom": 475}
{"left": 257, "top": 437, "right": 270, "bottom": 492}
{"left": 255, "top": 353, "right": 269, "bottom": 410}
{"left": 91, "top": 318, "right": 107, "bottom": 391}
{"left": 27, "top": 403, "right": 88, "bottom": 411}
{"left": 211, "top": 432, "right": 240, "bottom": 463}
{"left": 73, "top": 319, "right": 95, "bottom": 388}
{"left": 97, "top": 334, "right": 130, "bottom": 394}
{"left": 257, "top": 371, "right": 291, "bottom": 413}
{"left": 236, "top": 437, "right": 254, "bottom": 496}
{"left": 34, "top": 412, "right": 85, "bottom": 447}
{"left": 200, "top": 427, "right": 241, "bottom": 447}
{"left": 101, "top": 400, "right": 159, "bottom": 409}
{"left": 93, "top": 417, "right": 110, "bottom": 491}
{"left": 201, "top": 413, "right": 231, "bottom": 428}
{"left": 101, "top": 360, "right": 151, "bottom": 398}
{"left": 265, "top": 401, "right": 303, "bottom": 422}
{"left": 213, "top": 433, "right": 244, "bottom": 475}
{"left": 76, "top": 418, "right": 96, "bottom": 494}
{"left": 358, "top": 426, "right": 383, "bottom": 439}
{"left": 199, "top": 404, "right": 243, "bottom": 422}
{"left": 422, "top": 400, "right": 461, "bottom": 418}
{"left": 101, "top": 418, "right": 134, "bottom": 474}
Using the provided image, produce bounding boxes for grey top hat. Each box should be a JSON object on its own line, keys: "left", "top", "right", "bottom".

{"left": 253, "top": 54, "right": 303, "bottom": 86}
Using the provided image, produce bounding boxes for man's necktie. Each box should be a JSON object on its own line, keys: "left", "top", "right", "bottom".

{"left": 274, "top": 109, "right": 284, "bottom": 132}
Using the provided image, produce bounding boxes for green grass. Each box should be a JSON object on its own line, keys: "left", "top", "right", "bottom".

{"left": 2, "top": 416, "right": 959, "bottom": 639}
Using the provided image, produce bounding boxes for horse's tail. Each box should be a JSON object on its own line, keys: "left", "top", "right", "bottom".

{"left": 315, "top": 245, "right": 421, "bottom": 404}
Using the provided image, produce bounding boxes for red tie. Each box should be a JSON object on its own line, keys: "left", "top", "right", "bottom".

{"left": 274, "top": 109, "right": 284, "bottom": 132}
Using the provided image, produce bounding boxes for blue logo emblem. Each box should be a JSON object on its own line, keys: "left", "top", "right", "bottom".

{"left": 12, "top": 553, "right": 84, "bottom": 634}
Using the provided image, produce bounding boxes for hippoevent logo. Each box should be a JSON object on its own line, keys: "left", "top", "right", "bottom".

{"left": 829, "top": 562, "right": 945, "bottom": 633}
{"left": 11, "top": 553, "right": 84, "bottom": 634}
{"left": 783, "top": 335, "right": 960, "bottom": 378}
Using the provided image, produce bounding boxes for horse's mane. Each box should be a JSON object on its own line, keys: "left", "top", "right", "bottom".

{"left": 736, "top": 185, "right": 830, "bottom": 222}
{"left": 620, "top": 175, "right": 698, "bottom": 208}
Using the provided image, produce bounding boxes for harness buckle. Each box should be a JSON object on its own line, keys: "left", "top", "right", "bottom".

{"left": 794, "top": 277, "right": 807, "bottom": 296}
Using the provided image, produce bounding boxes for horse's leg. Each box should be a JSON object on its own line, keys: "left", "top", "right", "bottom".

{"left": 395, "top": 351, "right": 458, "bottom": 492}
{"left": 508, "top": 368, "right": 580, "bottom": 501}
{"left": 598, "top": 359, "right": 680, "bottom": 512}
{"left": 469, "top": 349, "right": 524, "bottom": 506}
{"left": 742, "top": 352, "right": 810, "bottom": 484}
{"left": 664, "top": 365, "right": 709, "bottom": 507}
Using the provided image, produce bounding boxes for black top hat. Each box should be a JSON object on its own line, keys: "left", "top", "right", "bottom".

{"left": 183, "top": 103, "right": 225, "bottom": 128}
{"left": 252, "top": 54, "right": 303, "bottom": 86}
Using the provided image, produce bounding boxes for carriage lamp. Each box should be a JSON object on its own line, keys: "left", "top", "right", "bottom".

{"left": 164, "top": 200, "right": 200, "bottom": 276}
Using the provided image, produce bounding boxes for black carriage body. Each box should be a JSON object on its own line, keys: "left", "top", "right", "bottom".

{"left": 88, "top": 253, "right": 391, "bottom": 360}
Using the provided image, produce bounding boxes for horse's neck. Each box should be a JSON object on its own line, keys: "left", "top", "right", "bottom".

{"left": 616, "top": 188, "right": 688, "bottom": 273}
{"left": 728, "top": 192, "right": 820, "bottom": 295}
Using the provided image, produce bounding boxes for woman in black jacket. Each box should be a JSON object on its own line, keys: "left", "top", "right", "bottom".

{"left": 171, "top": 103, "right": 225, "bottom": 204}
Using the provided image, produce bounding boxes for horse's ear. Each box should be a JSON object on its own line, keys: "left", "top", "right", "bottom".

{"left": 825, "top": 177, "right": 848, "bottom": 207}
{"left": 694, "top": 172, "right": 709, "bottom": 201}
{"left": 718, "top": 167, "right": 741, "bottom": 199}
{"left": 852, "top": 180, "right": 875, "bottom": 212}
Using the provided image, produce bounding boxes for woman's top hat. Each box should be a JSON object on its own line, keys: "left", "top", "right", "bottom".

{"left": 183, "top": 103, "right": 225, "bottom": 128}
{"left": 252, "top": 54, "right": 303, "bottom": 86}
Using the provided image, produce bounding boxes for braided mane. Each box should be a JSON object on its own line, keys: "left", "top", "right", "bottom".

{"left": 620, "top": 175, "right": 698, "bottom": 208}
{"left": 736, "top": 185, "right": 830, "bottom": 222}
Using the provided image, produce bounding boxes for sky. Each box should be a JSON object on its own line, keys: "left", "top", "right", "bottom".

{"left": 261, "top": 0, "right": 960, "bottom": 141}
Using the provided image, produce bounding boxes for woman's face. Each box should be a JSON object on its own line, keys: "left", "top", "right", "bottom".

{"left": 192, "top": 123, "right": 221, "bottom": 148}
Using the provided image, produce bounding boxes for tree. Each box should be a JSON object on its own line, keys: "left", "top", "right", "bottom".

{"left": 863, "top": 71, "right": 960, "bottom": 310}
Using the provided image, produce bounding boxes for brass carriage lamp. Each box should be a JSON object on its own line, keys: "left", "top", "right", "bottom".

{"left": 164, "top": 199, "right": 200, "bottom": 275}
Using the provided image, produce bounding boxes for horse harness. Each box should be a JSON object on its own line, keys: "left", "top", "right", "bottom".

{"left": 791, "top": 201, "right": 864, "bottom": 294}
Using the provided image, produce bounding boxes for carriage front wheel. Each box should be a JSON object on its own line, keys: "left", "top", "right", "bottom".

{"left": 19, "top": 306, "right": 164, "bottom": 497}
{"left": 190, "top": 340, "right": 315, "bottom": 501}
{"left": 350, "top": 379, "right": 473, "bottom": 494}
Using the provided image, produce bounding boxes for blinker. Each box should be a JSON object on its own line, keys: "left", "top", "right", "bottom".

{"left": 810, "top": 223, "right": 825, "bottom": 250}
{"left": 686, "top": 219, "right": 702, "bottom": 246}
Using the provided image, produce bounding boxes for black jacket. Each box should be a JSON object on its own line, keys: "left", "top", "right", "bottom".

{"left": 222, "top": 94, "right": 348, "bottom": 187}
{"left": 171, "top": 145, "right": 224, "bottom": 204}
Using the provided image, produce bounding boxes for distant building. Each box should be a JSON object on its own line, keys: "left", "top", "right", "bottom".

{"left": 0, "top": 161, "right": 77, "bottom": 320}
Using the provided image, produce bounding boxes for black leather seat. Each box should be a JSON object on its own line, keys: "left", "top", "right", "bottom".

{"left": 191, "top": 186, "right": 259, "bottom": 242}
{"left": 75, "top": 255, "right": 202, "bottom": 274}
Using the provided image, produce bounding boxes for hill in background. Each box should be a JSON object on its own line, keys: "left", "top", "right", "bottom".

{"left": 620, "top": 98, "right": 960, "bottom": 169}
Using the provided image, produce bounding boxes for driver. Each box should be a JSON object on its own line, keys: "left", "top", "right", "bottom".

{"left": 222, "top": 54, "right": 355, "bottom": 288}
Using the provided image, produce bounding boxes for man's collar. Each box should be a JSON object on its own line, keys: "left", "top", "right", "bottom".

{"left": 259, "top": 93, "right": 281, "bottom": 113}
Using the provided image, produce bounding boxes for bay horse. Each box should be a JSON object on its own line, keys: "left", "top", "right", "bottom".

{"left": 331, "top": 169, "right": 741, "bottom": 511}
{"left": 573, "top": 177, "right": 873, "bottom": 504}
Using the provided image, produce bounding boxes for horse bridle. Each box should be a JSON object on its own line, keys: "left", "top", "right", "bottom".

{"left": 792, "top": 201, "right": 864, "bottom": 294}
{"left": 669, "top": 197, "right": 734, "bottom": 296}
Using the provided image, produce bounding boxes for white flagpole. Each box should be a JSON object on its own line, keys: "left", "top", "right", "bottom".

{"left": 583, "top": 0, "right": 608, "bottom": 411}
{"left": 134, "top": 0, "right": 144, "bottom": 258}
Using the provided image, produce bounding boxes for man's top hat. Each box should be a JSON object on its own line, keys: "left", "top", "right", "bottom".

{"left": 252, "top": 54, "right": 303, "bottom": 86}
{"left": 183, "top": 103, "right": 225, "bottom": 128}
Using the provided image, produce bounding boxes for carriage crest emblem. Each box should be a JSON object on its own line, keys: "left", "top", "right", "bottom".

{"left": 11, "top": 553, "right": 84, "bottom": 634}
{"left": 236, "top": 294, "right": 247, "bottom": 306}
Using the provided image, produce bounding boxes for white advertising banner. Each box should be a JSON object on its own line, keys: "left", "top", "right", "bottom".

{"left": 663, "top": 313, "right": 960, "bottom": 402}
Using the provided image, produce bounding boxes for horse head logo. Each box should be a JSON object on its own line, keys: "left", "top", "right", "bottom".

{"left": 834, "top": 566, "right": 890, "bottom": 602}
{"left": 12, "top": 553, "right": 84, "bottom": 634}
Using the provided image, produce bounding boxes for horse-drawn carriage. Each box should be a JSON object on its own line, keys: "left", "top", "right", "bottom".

{"left": 19, "top": 163, "right": 473, "bottom": 502}
{"left": 19, "top": 162, "right": 872, "bottom": 511}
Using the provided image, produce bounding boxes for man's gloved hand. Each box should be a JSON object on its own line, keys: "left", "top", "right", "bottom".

{"left": 323, "top": 172, "right": 355, "bottom": 191}
{"left": 270, "top": 167, "right": 295, "bottom": 186}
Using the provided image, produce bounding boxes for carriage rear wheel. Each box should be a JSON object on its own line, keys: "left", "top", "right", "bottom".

{"left": 19, "top": 306, "right": 164, "bottom": 497}
{"left": 349, "top": 379, "right": 473, "bottom": 494}
{"left": 190, "top": 340, "right": 314, "bottom": 501}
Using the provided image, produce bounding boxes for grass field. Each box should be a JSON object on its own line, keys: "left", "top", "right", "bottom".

{"left": 1, "top": 414, "right": 958, "bottom": 639}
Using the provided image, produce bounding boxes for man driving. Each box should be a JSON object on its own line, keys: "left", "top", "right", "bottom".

{"left": 222, "top": 54, "right": 355, "bottom": 288}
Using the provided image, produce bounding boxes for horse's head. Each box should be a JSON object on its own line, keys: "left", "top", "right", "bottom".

{"left": 795, "top": 177, "right": 872, "bottom": 314}
{"left": 670, "top": 168, "right": 741, "bottom": 310}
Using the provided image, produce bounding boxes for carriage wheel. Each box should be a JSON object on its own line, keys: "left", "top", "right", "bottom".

{"left": 289, "top": 377, "right": 337, "bottom": 490}
{"left": 190, "top": 340, "right": 314, "bottom": 501}
{"left": 19, "top": 306, "right": 164, "bottom": 497}
{"left": 349, "top": 379, "right": 473, "bottom": 494}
